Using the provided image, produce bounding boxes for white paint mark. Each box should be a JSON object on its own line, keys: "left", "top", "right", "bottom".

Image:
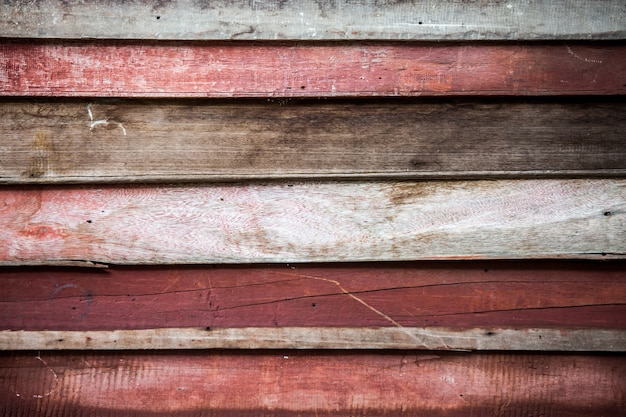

{"left": 87, "top": 104, "right": 127, "bottom": 135}
{"left": 566, "top": 45, "right": 603, "bottom": 64}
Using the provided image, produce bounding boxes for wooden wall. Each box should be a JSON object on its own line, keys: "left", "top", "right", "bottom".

{"left": 1, "top": 1, "right": 625, "bottom": 415}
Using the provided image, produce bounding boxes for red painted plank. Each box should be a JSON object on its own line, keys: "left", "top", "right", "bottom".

{"left": 1, "top": 351, "right": 624, "bottom": 416}
{"left": 1, "top": 41, "right": 624, "bottom": 97}
{"left": 2, "top": 262, "right": 624, "bottom": 331}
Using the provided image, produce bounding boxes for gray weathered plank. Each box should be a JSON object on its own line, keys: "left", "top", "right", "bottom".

{"left": 1, "top": 0, "right": 624, "bottom": 40}
{"left": 2, "top": 327, "right": 625, "bottom": 351}
{"left": 2, "top": 99, "right": 625, "bottom": 184}
{"left": 0, "top": 180, "right": 624, "bottom": 265}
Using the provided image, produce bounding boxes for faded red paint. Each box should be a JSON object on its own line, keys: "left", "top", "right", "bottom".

{"left": 0, "top": 42, "right": 623, "bottom": 97}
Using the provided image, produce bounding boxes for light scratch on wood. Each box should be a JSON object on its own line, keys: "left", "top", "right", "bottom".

{"left": 565, "top": 45, "right": 603, "bottom": 64}
{"left": 87, "top": 104, "right": 127, "bottom": 135}
{"left": 31, "top": 351, "right": 59, "bottom": 399}
{"left": 275, "top": 270, "right": 448, "bottom": 348}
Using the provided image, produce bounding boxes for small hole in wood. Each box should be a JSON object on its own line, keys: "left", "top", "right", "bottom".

{"left": 418, "top": 21, "right": 423, "bottom": 24}
{"left": 311, "top": 303, "right": 316, "bottom": 308}
{"left": 604, "top": 211, "right": 612, "bottom": 216}
{"left": 300, "top": 86, "right": 306, "bottom": 89}
{"left": 86, "top": 219, "right": 92, "bottom": 223}
{"left": 156, "top": 16, "right": 161, "bottom": 20}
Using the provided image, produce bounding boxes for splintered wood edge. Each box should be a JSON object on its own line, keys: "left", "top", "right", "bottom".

{"left": 1, "top": 0, "right": 624, "bottom": 40}
{"left": 1, "top": 327, "right": 624, "bottom": 351}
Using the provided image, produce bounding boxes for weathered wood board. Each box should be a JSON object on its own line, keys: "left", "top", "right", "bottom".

{"left": 3, "top": 327, "right": 625, "bottom": 351}
{"left": 1, "top": 180, "right": 624, "bottom": 265}
{"left": 1, "top": 0, "right": 624, "bottom": 40}
{"left": 2, "top": 98, "right": 625, "bottom": 184}
{"left": 2, "top": 42, "right": 624, "bottom": 97}
{"left": 1, "top": 262, "right": 624, "bottom": 331}
{"left": 1, "top": 352, "right": 625, "bottom": 416}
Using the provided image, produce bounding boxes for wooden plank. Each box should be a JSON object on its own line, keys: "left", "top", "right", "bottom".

{"left": 1, "top": 262, "right": 624, "bottom": 331}
{"left": 2, "top": 42, "right": 625, "bottom": 97}
{"left": 2, "top": 98, "right": 626, "bottom": 184}
{"left": 1, "top": 351, "right": 624, "bottom": 416}
{"left": 2, "top": 327, "right": 625, "bottom": 351}
{"left": 0, "top": 180, "right": 624, "bottom": 265}
{"left": 1, "top": 0, "right": 624, "bottom": 40}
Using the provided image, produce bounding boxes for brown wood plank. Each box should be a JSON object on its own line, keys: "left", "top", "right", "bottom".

{"left": 1, "top": 262, "right": 624, "bottom": 331}
{"left": 1, "top": 0, "right": 624, "bottom": 40}
{"left": 2, "top": 98, "right": 625, "bottom": 184}
{"left": 1, "top": 351, "right": 624, "bottom": 416}
{"left": 0, "top": 180, "right": 624, "bottom": 265}
{"left": 1, "top": 42, "right": 624, "bottom": 97}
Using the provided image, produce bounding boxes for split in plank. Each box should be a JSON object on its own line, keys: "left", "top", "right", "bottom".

{"left": 2, "top": 327, "right": 625, "bottom": 352}
{"left": 1, "top": 262, "right": 624, "bottom": 330}
{"left": 2, "top": 98, "right": 625, "bottom": 184}
{"left": 1, "top": 351, "right": 624, "bottom": 416}
{"left": 0, "top": 180, "right": 624, "bottom": 265}
{"left": 1, "top": 0, "right": 624, "bottom": 40}
{"left": 1, "top": 42, "right": 625, "bottom": 97}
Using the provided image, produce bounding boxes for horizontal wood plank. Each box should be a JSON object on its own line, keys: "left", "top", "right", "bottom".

{"left": 0, "top": 180, "right": 624, "bottom": 265}
{"left": 1, "top": 262, "right": 624, "bottom": 330}
{"left": 1, "top": 351, "right": 624, "bottom": 416}
{"left": 1, "top": 42, "right": 625, "bottom": 97}
{"left": 1, "top": 0, "right": 624, "bottom": 40}
{"left": 2, "top": 327, "right": 625, "bottom": 351}
{"left": 2, "top": 98, "right": 626, "bottom": 183}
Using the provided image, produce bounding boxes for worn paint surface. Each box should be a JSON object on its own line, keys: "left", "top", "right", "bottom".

{"left": 0, "top": 180, "right": 624, "bottom": 265}
{"left": 1, "top": 352, "right": 625, "bottom": 416}
{"left": 1, "top": 42, "right": 624, "bottom": 97}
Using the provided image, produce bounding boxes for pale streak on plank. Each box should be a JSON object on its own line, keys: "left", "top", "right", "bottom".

{"left": 1, "top": 0, "right": 624, "bottom": 40}
{"left": 0, "top": 180, "right": 623, "bottom": 265}
{"left": 2, "top": 353, "right": 624, "bottom": 417}
{"left": 1, "top": 42, "right": 624, "bottom": 97}
{"left": 1, "top": 327, "right": 624, "bottom": 352}
{"left": 2, "top": 99, "right": 625, "bottom": 184}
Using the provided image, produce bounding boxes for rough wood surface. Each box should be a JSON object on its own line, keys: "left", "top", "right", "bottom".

{"left": 2, "top": 98, "right": 625, "bottom": 184}
{"left": 2, "top": 327, "right": 624, "bottom": 351}
{"left": 2, "top": 42, "right": 624, "bottom": 97}
{"left": 0, "top": 180, "right": 624, "bottom": 265}
{"left": 1, "top": 351, "right": 624, "bottom": 416}
{"left": 1, "top": 262, "right": 624, "bottom": 330}
{"left": 1, "top": 0, "right": 624, "bottom": 40}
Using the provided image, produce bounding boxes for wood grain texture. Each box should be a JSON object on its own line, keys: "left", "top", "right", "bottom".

{"left": 2, "top": 42, "right": 625, "bottom": 97}
{"left": 0, "top": 180, "right": 624, "bottom": 265}
{"left": 1, "top": 0, "right": 624, "bottom": 40}
{"left": 1, "top": 262, "right": 624, "bottom": 331}
{"left": 2, "top": 98, "right": 626, "bottom": 184}
{"left": 1, "top": 351, "right": 625, "bottom": 416}
{"left": 2, "top": 327, "right": 625, "bottom": 351}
